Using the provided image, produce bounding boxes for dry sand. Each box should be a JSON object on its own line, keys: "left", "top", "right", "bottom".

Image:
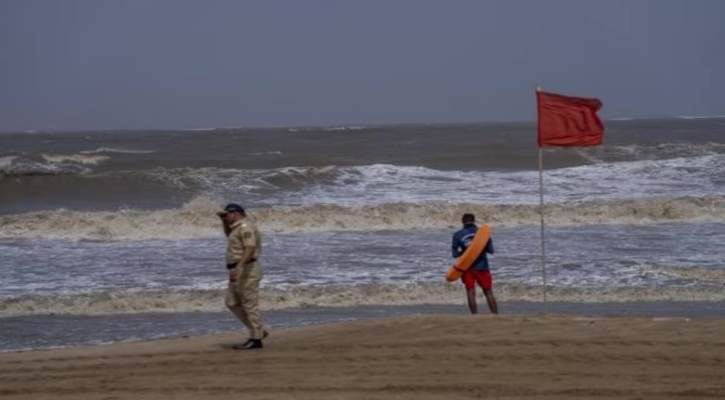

{"left": 1, "top": 314, "right": 724, "bottom": 399}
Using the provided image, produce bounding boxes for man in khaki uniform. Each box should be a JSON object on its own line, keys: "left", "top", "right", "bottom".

{"left": 217, "top": 203, "right": 267, "bottom": 350}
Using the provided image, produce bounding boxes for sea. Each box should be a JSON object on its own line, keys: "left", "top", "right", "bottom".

{"left": 1, "top": 117, "right": 724, "bottom": 352}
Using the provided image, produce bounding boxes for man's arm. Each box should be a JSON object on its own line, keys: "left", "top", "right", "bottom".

{"left": 485, "top": 238, "right": 494, "bottom": 254}
{"left": 235, "top": 225, "right": 258, "bottom": 269}
{"left": 235, "top": 246, "right": 256, "bottom": 269}
{"left": 219, "top": 215, "right": 231, "bottom": 237}
{"left": 452, "top": 234, "right": 462, "bottom": 258}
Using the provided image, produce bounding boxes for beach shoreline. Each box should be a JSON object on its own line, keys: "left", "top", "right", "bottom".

{"left": 2, "top": 313, "right": 724, "bottom": 399}
{"left": 3, "top": 301, "right": 725, "bottom": 353}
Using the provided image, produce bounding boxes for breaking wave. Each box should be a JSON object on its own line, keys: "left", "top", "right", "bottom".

{"left": 576, "top": 142, "right": 725, "bottom": 163}
{"left": 0, "top": 195, "right": 723, "bottom": 240}
{"left": 288, "top": 125, "right": 372, "bottom": 132}
{"left": 0, "top": 153, "right": 107, "bottom": 178}
{"left": 634, "top": 264, "right": 725, "bottom": 282}
{"left": 1, "top": 281, "right": 724, "bottom": 317}
{"left": 145, "top": 165, "right": 338, "bottom": 192}
{"left": 80, "top": 147, "right": 155, "bottom": 155}
{"left": 40, "top": 154, "right": 109, "bottom": 165}
{"left": 674, "top": 115, "right": 725, "bottom": 120}
{"left": 141, "top": 153, "right": 724, "bottom": 206}
{"left": 0, "top": 156, "right": 16, "bottom": 169}
{"left": 2, "top": 148, "right": 723, "bottom": 205}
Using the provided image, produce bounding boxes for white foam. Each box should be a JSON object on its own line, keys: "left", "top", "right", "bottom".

{"left": 146, "top": 155, "right": 723, "bottom": 207}
{"left": 80, "top": 147, "right": 156, "bottom": 155}
{"left": 294, "top": 155, "right": 724, "bottom": 205}
{"left": 287, "top": 126, "right": 371, "bottom": 132}
{"left": 322, "top": 126, "right": 369, "bottom": 131}
{"left": 0, "top": 195, "right": 723, "bottom": 240}
{"left": 674, "top": 115, "right": 725, "bottom": 120}
{"left": 0, "top": 156, "right": 17, "bottom": 169}
{"left": 0, "top": 155, "right": 93, "bottom": 176}
{"left": 652, "top": 317, "right": 690, "bottom": 322}
{"left": 41, "top": 154, "right": 109, "bottom": 165}
{"left": 578, "top": 142, "right": 725, "bottom": 164}
{"left": 2, "top": 283, "right": 724, "bottom": 317}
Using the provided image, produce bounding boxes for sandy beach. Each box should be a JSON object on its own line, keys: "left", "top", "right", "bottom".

{"left": 1, "top": 314, "right": 724, "bottom": 399}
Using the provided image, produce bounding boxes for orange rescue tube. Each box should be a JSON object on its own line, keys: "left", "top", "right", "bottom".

{"left": 445, "top": 225, "right": 491, "bottom": 282}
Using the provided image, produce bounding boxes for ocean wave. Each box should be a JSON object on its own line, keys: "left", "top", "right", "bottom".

{"left": 41, "top": 154, "right": 109, "bottom": 165}
{"left": 144, "top": 165, "right": 338, "bottom": 192}
{"left": 0, "top": 156, "right": 17, "bottom": 169}
{"left": 577, "top": 142, "right": 725, "bottom": 164}
{"left": 288, "top": 125, "right": 371, "bottom": 132}
{"left": 0, "top": 154, "right": 102, "bottom": 178}
{"left": 0, "top": 195, "right": 722, "bottom": 240}
{"left": 80, "top": 147, "right": 156, "bottom": 155}
{"left": 634, "top": 264, "right": 725, "bottom": 283}
{"left": 674, "top": 115, "right": 725, "bottom": 120}
{"left": 322, "top": 126, "right": 370, "bottom": 131}
{"left": 3, "top": 147, "right": 722, "bottom": 204}
{"left": 142, "top": 154, "right": 724, "bottom": 206}
{"left": 1, "top": 281, "right": 723, "bottom": 317}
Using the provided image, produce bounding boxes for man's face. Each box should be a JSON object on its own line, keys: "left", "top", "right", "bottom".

{"left": 223, "top": 211, "right": 240, "bottom": 224}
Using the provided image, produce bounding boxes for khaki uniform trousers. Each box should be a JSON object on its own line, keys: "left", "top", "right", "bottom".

{"left": 225, "top": 261, "right": 264, "bottom": 339}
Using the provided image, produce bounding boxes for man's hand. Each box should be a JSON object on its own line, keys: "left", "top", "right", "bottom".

{"left": 229, "top": 267, "right": 238, "bottom": 282}
{"left": 220, "top": 215, "right": 231, "bottom": 236}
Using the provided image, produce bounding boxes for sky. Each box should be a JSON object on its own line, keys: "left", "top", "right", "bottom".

{"left": 1, "top": 0, "right": 724, "bottom": 131}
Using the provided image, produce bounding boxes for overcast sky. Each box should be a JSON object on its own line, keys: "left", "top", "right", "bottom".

{"left": 1, "top": 0, "right": 723, "bottom": 131}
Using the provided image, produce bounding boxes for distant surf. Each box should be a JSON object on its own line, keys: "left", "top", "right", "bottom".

{"left": 0, "top": 194, "right": 722, "bottom": 240}
{"left": 3, "top": 278, "right": 724, "bottom": 317}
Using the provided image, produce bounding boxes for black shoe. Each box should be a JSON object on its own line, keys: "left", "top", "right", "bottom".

{"left": 232, "top": 339, "right": 263, "bottom": 350}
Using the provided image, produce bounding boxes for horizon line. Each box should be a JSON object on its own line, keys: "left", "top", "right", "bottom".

{"left": 2, "top": 114, "right": 724, "bottom": 134}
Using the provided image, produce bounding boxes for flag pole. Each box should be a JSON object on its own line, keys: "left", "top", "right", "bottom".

{"left": 535, "top": 85, "right": 548, "bottom": 312}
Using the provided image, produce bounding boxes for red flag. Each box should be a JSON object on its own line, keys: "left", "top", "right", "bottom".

{"left": 536, "top": 90, "right": 604, "bottom": 147}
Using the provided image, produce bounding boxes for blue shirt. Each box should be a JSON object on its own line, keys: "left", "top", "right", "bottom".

{"left": 452, "top": 223, "right": 494, "bottom": 271}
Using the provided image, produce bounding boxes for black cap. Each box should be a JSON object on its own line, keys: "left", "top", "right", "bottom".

{"left": 218, "top": 203, "right": 245, "bottom": 215}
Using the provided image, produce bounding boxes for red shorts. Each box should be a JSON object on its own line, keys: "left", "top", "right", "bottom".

{"left": 462, "top": 269, "right": 492, "bottom": 290}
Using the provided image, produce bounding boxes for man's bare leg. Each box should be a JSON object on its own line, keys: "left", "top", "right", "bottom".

{"left": 483, "top": 289, "right": 498, "bottom": 314}
{"left": 466, "top": 289, "right": 478, "bottom": 314}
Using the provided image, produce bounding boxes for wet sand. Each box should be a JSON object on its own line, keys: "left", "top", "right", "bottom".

{"left": 1, "top": 314, "right": 724, "bottom": 399}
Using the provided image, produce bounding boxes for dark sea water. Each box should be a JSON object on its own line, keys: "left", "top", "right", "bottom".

{"left": 1, "top": 118, "right": 724, "bottom": 351}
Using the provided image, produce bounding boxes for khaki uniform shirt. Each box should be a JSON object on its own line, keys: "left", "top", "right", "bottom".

{"left": 225, "top": 219, "right": 262, "bottom": 265}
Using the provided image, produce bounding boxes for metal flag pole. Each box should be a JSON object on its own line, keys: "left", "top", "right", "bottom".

{"left": 535, "top": 86, "right": 548, "bottom": 312}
